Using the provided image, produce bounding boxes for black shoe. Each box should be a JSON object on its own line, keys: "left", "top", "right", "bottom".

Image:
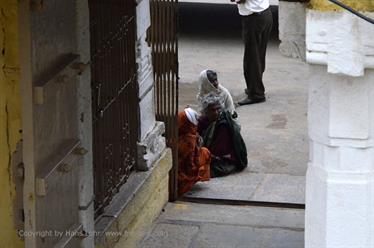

{"left": 238, "top": 97, "right": 266, "bottom": 106}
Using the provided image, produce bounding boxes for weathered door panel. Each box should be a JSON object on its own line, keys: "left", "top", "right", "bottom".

{"left": 148, "top": 0, "right": 179, "bottom": 200}
{"left": 88, "top": 0, "right": 139, "bottom": 216}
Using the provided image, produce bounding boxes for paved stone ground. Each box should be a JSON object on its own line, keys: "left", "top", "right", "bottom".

{"left": 177, "top": 3, "right": 308, "bottom": 204}
{"left": 140, "top": 202, "right": 304, "bottom": 248}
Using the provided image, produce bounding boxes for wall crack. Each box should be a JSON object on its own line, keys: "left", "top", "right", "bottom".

{"left": 1, "top": 8, "right": 6, "bottom": 57}
{"left": 5, "top": 103, "right": 14, "bottom": 200}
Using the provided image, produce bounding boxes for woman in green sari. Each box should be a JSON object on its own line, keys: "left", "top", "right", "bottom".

{"left": 198, "top": 93, "right": 248, "bottom": 177}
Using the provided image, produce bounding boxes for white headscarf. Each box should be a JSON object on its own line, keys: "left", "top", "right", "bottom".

{"left": 184, "top": 107, "right": 199, "bottom": 126}
{"left": 197, "top": 69, "right": 235, "bottom": 115}
{"left": 197, "top": 69, "right": 220, "bottom": 97}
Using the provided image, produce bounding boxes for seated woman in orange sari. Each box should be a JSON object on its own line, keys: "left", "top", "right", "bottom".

{"left": 178, "top": 107, "right": 211, "bottom": 196}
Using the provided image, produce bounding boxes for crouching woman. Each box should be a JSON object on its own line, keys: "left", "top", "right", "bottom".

{"left": 178, "top": 107, "right": 211, "bottom": 196}
{"left": 198, "top": 93, "right": 248, "bottom": 177}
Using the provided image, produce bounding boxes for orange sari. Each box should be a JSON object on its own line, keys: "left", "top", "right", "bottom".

{"left": 178, "top": 111, "right": 211, "bottom": 196}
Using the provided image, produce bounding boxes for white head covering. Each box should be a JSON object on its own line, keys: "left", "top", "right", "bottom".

{"left": 196, "top": 69, "right": 236, "bottom": 115}
{"left": 197, "top": 69, "right": 220, "bottom": 98}
{"left": 184, "top": 107, "right": 199, "bottom": 126}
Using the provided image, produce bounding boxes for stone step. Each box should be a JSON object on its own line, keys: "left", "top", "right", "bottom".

{"left": 140, "top": 202, "right": 304, "bottom": 248}
{"left": 185, "top": 173, "right": 305, "bottom": 205}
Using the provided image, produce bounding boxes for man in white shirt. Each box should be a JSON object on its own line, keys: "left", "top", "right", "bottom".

{"left": 233, "top": 0, "right": 273, "bottom": 105}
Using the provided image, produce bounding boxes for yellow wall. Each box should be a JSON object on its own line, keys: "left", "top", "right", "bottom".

{"left": 96, "top": 150, "right": 173, "bottom": 248}
{"left": 0, "top": 0, "right": 23, "bottom": 247}
{"left": 309, "top": 0, "right": 374, "bottom": 11}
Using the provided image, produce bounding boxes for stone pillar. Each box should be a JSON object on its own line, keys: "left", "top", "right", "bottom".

{"left": 278, "top": 0, "right": 307, "bottom": 60}
{"left": 305, "top": 6, "right": 374, "bottom": 248}
{"left": 136, "top": 0, "right": 166, "bottom": 171}
{"left": 76, "top": 1, "right": 95, "bottom": 247}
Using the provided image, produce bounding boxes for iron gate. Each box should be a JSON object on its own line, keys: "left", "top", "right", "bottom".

{"left": 89, "top": 0, "right": 139, "bottom": 215}
{"left": 148, "top": 0, "right": 179, "bottom": 200}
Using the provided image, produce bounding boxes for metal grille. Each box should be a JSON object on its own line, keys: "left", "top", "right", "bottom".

{"left": 148, "top": 0, "right": 179, "bottom": 200}
{"left": 89, "top": 0, "right": 139, "bottom": 216}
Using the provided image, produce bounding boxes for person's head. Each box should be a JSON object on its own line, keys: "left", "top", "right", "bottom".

{"left": 198, "top": 69, "right": 219, "bottom": 96}
{"left": 178, "top": 107, "right": 199, "bottom": 136}
{"left": 206, "top": 70, "right": 218, "bottom": 89}
{"left": 201, "top": 93, "right": 222, "bottom": 122}
{"left": 184, "top": 107, "right": 199, "bottom": 126}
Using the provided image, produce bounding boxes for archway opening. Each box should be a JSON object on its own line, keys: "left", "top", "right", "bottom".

{"left": 177, "top": 1, "right": 307, "bottom": 207}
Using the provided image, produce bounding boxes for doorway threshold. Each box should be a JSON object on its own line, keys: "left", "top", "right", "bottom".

{"left": 179, "top": 196, "right": 305, "bottom": 210}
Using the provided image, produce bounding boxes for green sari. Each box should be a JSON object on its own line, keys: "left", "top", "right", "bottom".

{"left": 201, "top": 111, "right": 248, "bottom": 177}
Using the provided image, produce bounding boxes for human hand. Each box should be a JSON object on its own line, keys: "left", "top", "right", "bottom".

{"left": 196, "top": 135, "right": 203, "bottom": 148}
{"left": 211, "top": 155, "right": 221, "bottom": 161}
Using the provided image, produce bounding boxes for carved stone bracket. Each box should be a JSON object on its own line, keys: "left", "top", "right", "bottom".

{"left": 306, "top": 10, "right": 374, "bottom": 77}
{"left": 137, "top": 122, "right": 166, "bottom": 171}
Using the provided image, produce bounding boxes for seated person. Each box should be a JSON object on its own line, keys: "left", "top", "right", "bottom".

{"left": 197, "top": 69, "right": 237, "bottom": 118}
{"left": 178, "top": 107, "right": 211, "bottom": 196}
{"left": 198, "top": 94, "right": 247, "bottom": 177}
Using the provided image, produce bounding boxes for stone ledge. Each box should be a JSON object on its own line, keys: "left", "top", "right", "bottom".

{"left": 95, "top": 148, "right": 172, "bottom": 247}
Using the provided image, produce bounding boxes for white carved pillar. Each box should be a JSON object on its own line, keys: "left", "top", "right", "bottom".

{"left": 305, "top": 9, "right": 374, "bottom": 248}
{"left": 136, "top": 0, "right": 166, "bottom": 171}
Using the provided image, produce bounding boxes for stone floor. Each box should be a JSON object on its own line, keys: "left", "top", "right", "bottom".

{"left": 140, "top": 202, "right": 304, "bottom": 248}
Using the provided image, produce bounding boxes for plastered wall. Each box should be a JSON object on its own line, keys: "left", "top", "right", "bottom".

{"left": 0, "top": 0, "right": 23, "bottom": 247}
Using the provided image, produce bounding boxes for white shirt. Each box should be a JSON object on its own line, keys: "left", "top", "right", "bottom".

{"left": 237, "top": 0, "right": 270, "bottom": 16}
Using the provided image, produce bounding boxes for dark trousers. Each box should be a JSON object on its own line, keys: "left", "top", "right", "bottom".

{"left": 242, "top": 8, "right": 273, "bottom": 99}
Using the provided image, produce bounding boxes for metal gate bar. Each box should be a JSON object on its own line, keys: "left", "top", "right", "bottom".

{"left": 89, "top": 0, "right": 139, "bottom": 216}
{"left": 148, "top": 0, "right": 179, "bottom": 200}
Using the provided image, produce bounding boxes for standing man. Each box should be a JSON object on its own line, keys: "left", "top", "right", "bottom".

{"left": 233, "top": 0, "right": 273, "bottom": 105}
